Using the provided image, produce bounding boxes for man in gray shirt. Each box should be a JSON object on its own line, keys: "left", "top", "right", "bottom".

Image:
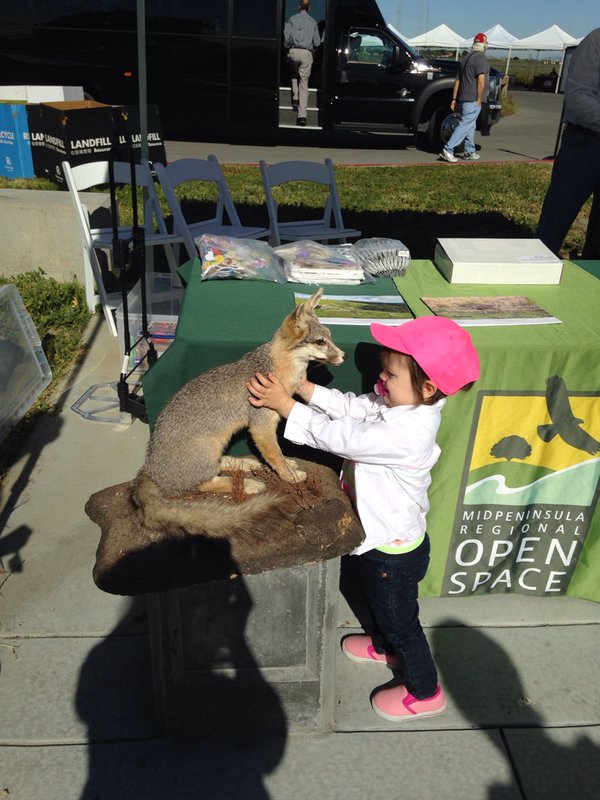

{"left": 284, "top": 1, "right": 321, "bottom": 126}
{"left": 537, "top": 28, "right": 600, "bottom": 258}
{"left": 440, "top": 33, "right": 490, "bottom": 162}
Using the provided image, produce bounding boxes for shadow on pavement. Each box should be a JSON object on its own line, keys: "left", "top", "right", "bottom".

{"left": 0, "top": 414, "right": 63, "bottom": 577}
{"left": 432, "top": 618, "right": 600, "bottom": 800}
{"left": 75, "top": 553, "right": 288, "bottom": 799}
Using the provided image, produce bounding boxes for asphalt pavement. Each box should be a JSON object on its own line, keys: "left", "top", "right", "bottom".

{"left": 2, "top": 89, "right": 600, "bottom": 800}
{"left": 165, "top": 90, "right": 563, "bottom": 165}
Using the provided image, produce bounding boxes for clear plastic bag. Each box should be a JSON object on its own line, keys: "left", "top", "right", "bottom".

{"left": 274, "top": 240, "right": 372, "bottom": 284}
{"left": 352, "top": 238, "right": 411, "bottom": 277}
{"left": 196, "top": 234, "right": 287, "bottom": 283}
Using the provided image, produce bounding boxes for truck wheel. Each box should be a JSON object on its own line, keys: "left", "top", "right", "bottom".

{"left": 427, "top": 107, "right": 459, "bottom": 150}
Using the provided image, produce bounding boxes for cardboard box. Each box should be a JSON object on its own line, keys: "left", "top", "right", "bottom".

{"left": 0, "top": 103, "right": 35, "bottom": 178}
{"left": 114, "top": 104, "right": 166, "bottom": 165}
{"left": 434, "top": 238, "right": 563, "bottom": 285}
{"left": 0, "top": 284, "right": 52, "bottom": 443}
{"left": 116, "top": 272, "right": 183, "bottom": 374}
{"left": 26, "top": 100, "right": 117, "bottom": 184}
{"left": 26, "top": 101, "right": 167, "bottom": 184}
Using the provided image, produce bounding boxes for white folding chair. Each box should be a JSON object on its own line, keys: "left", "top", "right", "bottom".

{"left": 258, "top": 158, "right": 361, "bottom": 247}
{"left": 154, "top": 156, "right": 269, "bottom": 261}
{"left": 62, "top": 159, "right": 185, "bottom": 336}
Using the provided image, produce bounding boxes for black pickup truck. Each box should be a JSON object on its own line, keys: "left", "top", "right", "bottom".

{"left": 324, "top": 22, "right": 503, "bottom": 149}
{"left": 0, "top": 0, "right": 502, "bottom": 146}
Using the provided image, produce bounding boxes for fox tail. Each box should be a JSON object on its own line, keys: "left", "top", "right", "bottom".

{"left": 131, "top": 472, "right": 295, "bottom": 539}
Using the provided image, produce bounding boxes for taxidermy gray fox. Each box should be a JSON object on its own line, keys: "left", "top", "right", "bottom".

{"left": 132, "top": 288, "right": 344, "bottom": 537}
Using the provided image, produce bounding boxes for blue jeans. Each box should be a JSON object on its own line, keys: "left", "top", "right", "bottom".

{"left": 537, "top": 125, "right": 600, "bottom": 258}
{"left": 356, "top": 535, "right": 438, "bottom": 699}
{"left": 445, "top": 101, "right": 481, "bottom": 155}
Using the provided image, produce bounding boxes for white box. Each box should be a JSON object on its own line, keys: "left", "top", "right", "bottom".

{"left": 434, "top": 238, "right": 563, "bottom": 284}
{"left": 26, "top": 85, "right": 84, "bottom": 102}
{"left": 0, "top": 85, "right": 84, "bottom": 102}
{"left": 0, "top": 85, "right": 27, "bottom": 101}
{"left": 0, "top": 284, "right": 52, "bottom": 443}
{"left": 116, "top": 272, "right": 184, "bottom": 374}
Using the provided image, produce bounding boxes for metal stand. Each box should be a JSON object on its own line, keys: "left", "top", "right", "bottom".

{"left": 71, "top": 147, "right": 159, "bottom": 426}
{"left": 109, "top": 147, "right": 156, "bottom": 424}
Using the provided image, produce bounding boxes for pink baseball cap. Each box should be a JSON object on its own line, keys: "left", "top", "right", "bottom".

{"left": 370, "top": 317, "right": 480, "bottom": 395}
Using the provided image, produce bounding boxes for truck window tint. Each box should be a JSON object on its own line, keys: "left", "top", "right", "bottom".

{"left": 232, "top": 0, "right": 278, "bottom": 38}
{"left": 347, "top": 30, "right": 393, "bottom": 66}
{"left": 2, "top": 0, "right": 34, "bottom": 25}
{"left": 34, "top": 0, "right": 136, "bottom": 29}
{"left": 146, "top": 0, "right": 227, "bottom": 34}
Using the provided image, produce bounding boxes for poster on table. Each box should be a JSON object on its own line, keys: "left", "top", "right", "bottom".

{"left": 442, "top": 375, "right": 600, "bottom": 598}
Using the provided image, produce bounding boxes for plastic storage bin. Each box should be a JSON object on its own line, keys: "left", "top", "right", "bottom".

{"left": 0, "top": 284, "right": 52, "bottom": 442}
{"left": 115, "top": 272, "right": 183, "bottom": 374}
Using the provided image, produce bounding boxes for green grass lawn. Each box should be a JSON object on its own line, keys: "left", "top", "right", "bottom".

{"left": 176, "top": 162, "right": 587, "bottom": 260}
{"left": 0, "top": 160, "right": 589, "bottom": 260}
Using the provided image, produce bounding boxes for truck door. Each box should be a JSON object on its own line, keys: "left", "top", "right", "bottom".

{"left": 331, "top": 27, "right": 415, "bottom": 131}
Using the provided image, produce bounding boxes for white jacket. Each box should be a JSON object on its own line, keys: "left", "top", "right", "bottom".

{"left": 284, "top": 384, "right": 445, "bottom": 555}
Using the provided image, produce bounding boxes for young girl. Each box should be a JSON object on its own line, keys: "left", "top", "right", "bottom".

{"left": 247, "top": 315, "right": 479, "bottom": 721}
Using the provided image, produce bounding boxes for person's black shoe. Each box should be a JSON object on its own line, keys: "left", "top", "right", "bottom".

{"left": 297, "top": 117, "right": 307, "bottom": 127}
{"left": 292, "top": 101, "right": 299, "bottom": 112}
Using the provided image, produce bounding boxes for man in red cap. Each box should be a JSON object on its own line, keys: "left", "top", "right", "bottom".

{"left": 440, "top": 32, "right": 490, "bottom": 162}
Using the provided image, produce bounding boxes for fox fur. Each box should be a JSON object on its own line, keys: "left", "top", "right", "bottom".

{"left": 131, "top": 288, "right": 345, "bottom": 538}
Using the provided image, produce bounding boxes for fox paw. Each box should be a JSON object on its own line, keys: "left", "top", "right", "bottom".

{"left": 221, "top": 455, "right": 262, "bottom": 473}
{"left": 283, "top": 458, "right": 300, "bottom": 469}
{"left": 243, "top": 478, "right": 266, "bottom": 495}
{"left": 280, "top": 468, "right": 307, "bottom": 484}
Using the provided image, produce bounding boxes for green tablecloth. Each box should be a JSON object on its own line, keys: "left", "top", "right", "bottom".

{"left": 571, "top": 260, "right": 600, "bottom": 279}
{"left": 142, "top": 259, "right": 600, "bottom": 601}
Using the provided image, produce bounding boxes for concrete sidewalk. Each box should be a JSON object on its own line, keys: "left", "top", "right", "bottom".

{"left": 1, "top": 317, "right": 600, "bottom": 800}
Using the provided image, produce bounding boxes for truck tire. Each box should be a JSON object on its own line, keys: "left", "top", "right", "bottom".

{"left": 427, "top": 106, "right": 460, "bottom": 150}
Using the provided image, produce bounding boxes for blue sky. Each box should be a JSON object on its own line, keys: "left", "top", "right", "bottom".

{"left": 377, "top": 0, "right": 597, "bottom": 40}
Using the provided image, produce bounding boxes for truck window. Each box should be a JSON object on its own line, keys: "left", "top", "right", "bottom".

{"left": 34, "top": 0, "right": 136, "bottom": 29}
{"left": 346, "top": 29, "right": 394, "bottom": 67}
{"left": 146, "top": 1, "right": 227, "bottom": 35}
{"left": 232, "top": 0, "right": 278, "bottom": 37}
{"left": 3, "top": 0, "right": 33, "bottom": 25}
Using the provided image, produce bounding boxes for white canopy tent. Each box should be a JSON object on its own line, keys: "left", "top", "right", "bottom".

{"left": 458, "top": 24, "right": 520, "bottom": 73}
{"left": 481, "top": 24, "right": 519, "bottom": 49}
{"left": 509, "top": 25, "right": 581, "bottom": 88}
{"left": 407, "top": 24, "right": 466, "bottom": 59}
{"left": 409, "top": 22, "right": 582, "bottom": 86}
{"left": 514, "top": 24, "right": 581, "bottom": 51}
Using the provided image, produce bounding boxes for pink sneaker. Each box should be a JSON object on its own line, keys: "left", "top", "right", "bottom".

{"left": 371, "top": 684, "right": 446, "bottom": 721}
{"left": 341, "top": 635, "right": 399, "bottom": 668}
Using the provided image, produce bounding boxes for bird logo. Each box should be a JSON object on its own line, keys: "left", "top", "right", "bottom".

{"left": 537, "top": 375, "right": 600, "bottom": 456}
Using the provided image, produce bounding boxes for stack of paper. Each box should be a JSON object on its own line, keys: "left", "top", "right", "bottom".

{"left": 434, "top": 238, "right": 563, "bottom": 284}
{"left": 275, "top": 240, "right": 366, "bottom": 284}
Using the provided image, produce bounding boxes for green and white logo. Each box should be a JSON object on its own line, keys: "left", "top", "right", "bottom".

{"left": 443, "top": 376, "right": 600, "bottom": 596}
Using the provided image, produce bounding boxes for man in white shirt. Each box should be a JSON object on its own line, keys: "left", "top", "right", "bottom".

{"left": 284, "top": 1, "right": 321, "bottom": 126}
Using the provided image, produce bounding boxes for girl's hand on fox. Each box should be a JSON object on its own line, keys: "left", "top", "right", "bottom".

{"left": 247, "top": 372, "right": 296, "bottom": 418}
{"left": 296, "top": 372, "right": 315, "bottom": 403}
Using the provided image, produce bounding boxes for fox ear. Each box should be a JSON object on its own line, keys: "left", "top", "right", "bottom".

{"left": 305, "top": 287, "right": 324, "bottom": 312}
{"left": 292, "top": 287, "right": 323, "bottom": 321}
